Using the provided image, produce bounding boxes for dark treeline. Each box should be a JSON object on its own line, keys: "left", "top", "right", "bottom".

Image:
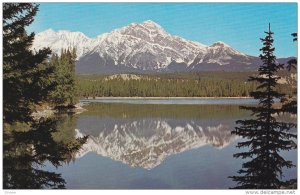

{"left": 77, "top": 75, "right": 293, "bottom": 98}
{"left": 78, "top": 77, "right": 258, "bottom": 97}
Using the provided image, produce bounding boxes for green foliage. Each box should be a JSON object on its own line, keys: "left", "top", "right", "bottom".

{"left": 77, "top": 71, "right": 293, "bottom": 98}
{"left": 230, "top": 24, "right": 297, "bottom": 189}
{"left": 49, "top": 48, "right": 78, "bottom": 107}
{"left": 3, "top": 3, "right": 86, "bottom": 189}
{"left": 3, "top": 3, "right": 54, "bottom": 123}
{"left": 77, "top": 76, "right": 257, "bottom": 97}
{"left": 282, "top": 33, "right": 297, "bottom": 115}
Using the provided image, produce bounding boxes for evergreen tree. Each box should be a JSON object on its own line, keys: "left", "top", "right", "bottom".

{"left": 3, "top": 3, "right": 54, "bottom": 123}
{"left": 230, "top": 24, "right": 297, "bottom": 189}
{"left": 286, "top": 33, "right": 297, "bottom": 71}
{"left": 3, "top": 3, "right": 87, "bottom": 189}
{"left": 282, "top": 33, "right": 297, "bottom": 116}
{"left": 49, "top": 48, "right": 78, "bottom": 108}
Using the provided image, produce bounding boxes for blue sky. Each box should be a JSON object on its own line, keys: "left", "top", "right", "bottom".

{"left": 28, "top": 3, "right": 297, "bottom": 57}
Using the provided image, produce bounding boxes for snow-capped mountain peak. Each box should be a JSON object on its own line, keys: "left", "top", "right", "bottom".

{"left": 33, "top": 28, "right": 94, "bottom": 58}
{"left": 208, "top": 41, "right": 245, "bottom": 56}
{"left": 211, "top": 41, "right": 229, "bottom": 47}
{"left": 40, "top": 28, "right": 56, "bottom": 35}
{"left": 142, "top": 20, "right": 161, "bottom": 27}
{"left": 32, "top": 20, "right": 265, "bottom": 73}
{"left": 73, "top": 20, "right": 208, "bottom": 70}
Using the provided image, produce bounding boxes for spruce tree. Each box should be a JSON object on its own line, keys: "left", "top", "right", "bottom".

{"left": 230, "top": 24, "right": 297, "bottom": 189}
{"left": 286, "top": 33, "right": 297, "bottom": 72}
{"left": 3, "top": 4, "right": 87, "bottom": 189}
{"left": 49, "top": 48, "right": 77, "bottom": 108}
{"left": 282, "top": 33, "right": 297, "bottom": 115}
{"left": 3, "top": 3, "right": 54, "bottom": 123}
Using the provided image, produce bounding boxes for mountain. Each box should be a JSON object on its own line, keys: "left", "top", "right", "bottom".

{"left": 32, "top": 20, "right": 293, "bottom": 74}
{"left": 33, "top": 29, "right": 97, "bottom": 59}
{"left": 75, "top": 119, "right": 237, "bottom": 170}
{"left": 188, "top": 41, "right": 261, "bottom": 71}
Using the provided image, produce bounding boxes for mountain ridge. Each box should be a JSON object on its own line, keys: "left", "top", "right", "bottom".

{"left": 32, "top": 20, "right": 293, "bottom": 74}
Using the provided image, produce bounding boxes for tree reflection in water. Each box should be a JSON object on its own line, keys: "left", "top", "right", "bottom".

{"left": 3, "top": 114, "right": 87, "bottom": 189}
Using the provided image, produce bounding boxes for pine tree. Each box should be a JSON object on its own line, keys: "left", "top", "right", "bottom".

{"left": 230, "top": 24, "right": 297, "bottom": 189}
{"left": 3, "top": 3, "right": 54, "bottom": 123}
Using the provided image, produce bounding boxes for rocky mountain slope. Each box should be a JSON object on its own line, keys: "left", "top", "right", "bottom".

{"left": 33, "top": 20, "right": 293, "bottom": 74}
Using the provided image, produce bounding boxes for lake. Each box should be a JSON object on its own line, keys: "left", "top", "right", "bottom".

{"left": 80, "top": 97, "right": 259, "bottom": 105}
{"left": 43, "top": 99, "right": 297, "bottom": 189}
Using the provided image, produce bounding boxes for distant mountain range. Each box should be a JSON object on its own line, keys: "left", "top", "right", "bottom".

{"left": 32, "top": 20, "right": 294, "bottom": 74}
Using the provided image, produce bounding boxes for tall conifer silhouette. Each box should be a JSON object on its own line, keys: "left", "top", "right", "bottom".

{"left": 3, "top": 3, "right": 88, "bottom": 189}
{"left": 3, "top": 3, "right": 54, "bottom": 123}
{"left": 230, "top": 24, "right": 297, "bottom": 189}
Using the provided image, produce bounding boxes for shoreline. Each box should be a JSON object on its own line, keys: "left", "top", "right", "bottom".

{"left": 81, "top": 96, "right": 253, "bottom": 100}
{"left": 31, "top": 102, "right": 87, "bottom": 120}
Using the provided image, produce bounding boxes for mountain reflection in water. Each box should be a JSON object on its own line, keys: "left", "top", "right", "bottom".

{"left": 4, "top": 102, "right": 296, "bottom": 189}
{"left": 75, "top": 103, "right": 247, "bottom": 170}
{"left": 76, "top": 120, "right": 237, "bottom": 169}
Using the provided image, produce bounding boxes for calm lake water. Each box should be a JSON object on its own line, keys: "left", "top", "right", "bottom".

{"left": 44, "top": 99, "right": 297, "bottom": 189}
{"left": 80, "top": 97, "right": 259, "bottom": 105}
